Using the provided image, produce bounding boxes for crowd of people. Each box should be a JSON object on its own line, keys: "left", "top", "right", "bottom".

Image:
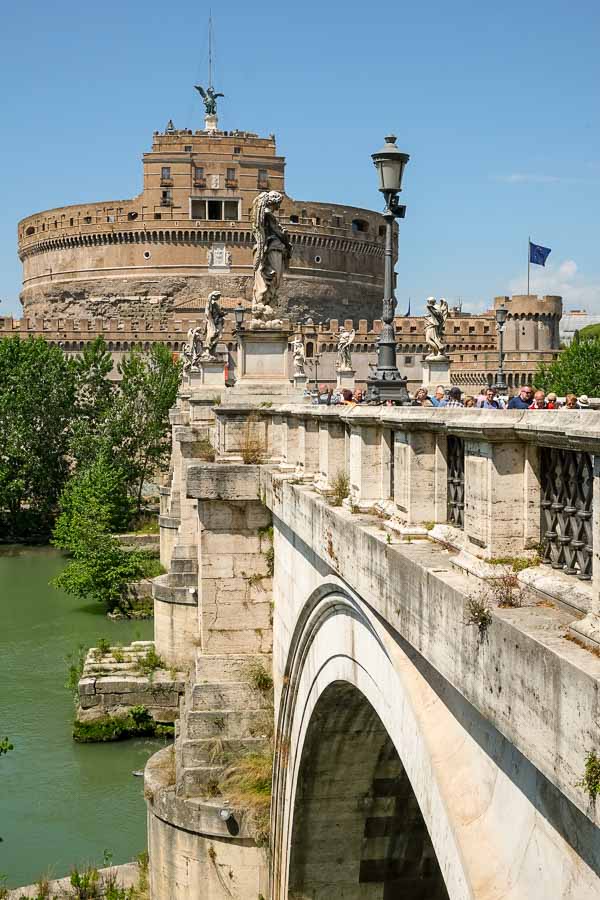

{"left": 311, "top": 384, "right": 593, "bottom": 410}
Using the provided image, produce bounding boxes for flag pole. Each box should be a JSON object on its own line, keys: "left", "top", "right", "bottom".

{"left": 527, "top": 236, "right": 530, "bottom": 295}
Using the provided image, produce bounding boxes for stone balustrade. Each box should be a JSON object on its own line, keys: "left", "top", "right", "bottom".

{"left": 212, "top": 403, "right": 600, "bottom": 643}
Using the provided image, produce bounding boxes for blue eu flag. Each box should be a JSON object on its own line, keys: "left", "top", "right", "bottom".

{"left": 529, "top": 242, "right": 551, "bottom": 266}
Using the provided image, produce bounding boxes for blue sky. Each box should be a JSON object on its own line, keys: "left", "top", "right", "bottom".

{"left": 1, "top": 0, "right": 599, "bottom": 317}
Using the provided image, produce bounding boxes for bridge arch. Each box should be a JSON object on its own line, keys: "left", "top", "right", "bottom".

{"left": 270, "top": 579, "right": 600, "bottom": 899}
{"left": 271, "top": 583, "right": 466, "bottom": 899}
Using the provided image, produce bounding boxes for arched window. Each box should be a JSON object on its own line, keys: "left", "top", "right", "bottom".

{"left": 305, "top": 341, "right": 314, "bottom": 358}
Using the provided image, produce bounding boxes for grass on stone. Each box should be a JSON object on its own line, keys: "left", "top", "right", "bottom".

{"left": 329, "top": 471, "right": 350, "bottom": 507}
{"left": 218, "top": 749, "right": 273, "bottom": 846}
{"left": 73, "top": 706, "right": 174, "bottom": 743}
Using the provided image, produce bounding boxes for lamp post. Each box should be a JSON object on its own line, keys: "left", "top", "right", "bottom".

{"left": 234, "top": 303, "right": 245, "bottom": 332}
{"left": 495, "top": 304, "right": 508, "bottom": 394}
{"left": 312, "top": 351, "right": 321, "bottom": 390}
{"left": 366, "top": 135, "right": 410, "bottom": 405}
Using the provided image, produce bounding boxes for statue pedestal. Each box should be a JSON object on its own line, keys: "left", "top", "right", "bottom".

{"left": 293, "top": 373, "right": 309, "bottom": 392}
{"left": 189, "top": 357, "right": 225, "bottom": 388}
{"left": 204, "top": 114, "right": 218, "bottom": 133}
{"left": 336, "top": 368, "right": 356, "bottom": 391}
{"left": 421, "top": 355, "right": 451, "bottom": 394}
{"left": 227, "top": 326, "right": 303, "bottom": 403}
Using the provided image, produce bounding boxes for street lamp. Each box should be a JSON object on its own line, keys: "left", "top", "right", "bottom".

{"left": 495, "top": 304, "right": 508, "bottom": 394}
{"left": 366, "top": 135, "right": 410, "bottom": 404}
{"left": 233, "top": 303, "right": 245, "bottom": 332}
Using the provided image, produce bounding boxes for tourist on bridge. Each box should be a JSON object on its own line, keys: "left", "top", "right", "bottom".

{"left": 477, "top": 387, "right": 504, "bottom": 409}
{"left": 411, "top": 387, "right": 434, "bottom": 407}
{"left": 507, "top": 386, "right": 534, "bottom": 409}
{"left": 439, "top": 386, "right": 464, "bottom": 408}
{"left": 529, "top": 390, "right": 547, "bottom": 409}
{"left": 430, "top": 385, "right": 446, "bottom": 407}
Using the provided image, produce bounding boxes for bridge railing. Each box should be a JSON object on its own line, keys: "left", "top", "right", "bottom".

{"left": 212, "top": 403, "right": 600, "bottom": 618}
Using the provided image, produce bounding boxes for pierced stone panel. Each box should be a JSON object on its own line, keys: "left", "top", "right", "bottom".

{"left": 447, "top": 435, "right": 465, "bottom": 530}
{"left": 540, "top": 446, "right": 593, "bottom": 580}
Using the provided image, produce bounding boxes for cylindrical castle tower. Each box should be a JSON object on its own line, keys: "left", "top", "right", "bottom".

{"left": 494, "top": 295, "right": 563, "bottom": 352}
{"left": 18, "top": 125, "right": 388, "bottom": 324}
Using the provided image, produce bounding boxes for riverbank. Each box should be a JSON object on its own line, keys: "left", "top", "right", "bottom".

{"left": 0, "top": 546, "right": 162, "bottom": 888}
{"left": 6, "top": 860, "right": 144, "bottom": 899}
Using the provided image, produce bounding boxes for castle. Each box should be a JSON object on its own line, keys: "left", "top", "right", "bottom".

{"left": 11, "top": 99, "right": 562, "bottom": 391}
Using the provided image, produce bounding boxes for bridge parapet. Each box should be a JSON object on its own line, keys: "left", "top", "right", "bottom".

{"left": 212, "top": 403, "right": 600, "bottom": 644}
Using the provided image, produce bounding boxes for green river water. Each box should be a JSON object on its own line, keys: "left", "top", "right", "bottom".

{"left": 0, "top": 546, "right": 166, "bottom": 889}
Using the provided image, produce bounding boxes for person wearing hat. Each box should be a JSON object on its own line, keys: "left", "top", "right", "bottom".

{"left": 577, "top": 394, "right": 592, "bottom": 409}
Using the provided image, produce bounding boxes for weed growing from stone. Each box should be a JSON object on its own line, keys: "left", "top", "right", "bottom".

{"left": 65, "top": 645, "right": 87, "bottom": 699}
{"left": 330, "top": 471, "right": 350, "bottom": 507}
{"left": 112, "top": 645, "right": 125, "bottom": 663}
{"left": 246, "top": 659, "right": 274, "bottom": 694}
{"left": 489, "top": 573, "right": 523, "bottom": 608}
{"left": 463, "top": 597, "right": 493, "bottom": 638}
{"left": 488, "top": 556, "right": 540, "bottom": 573}
{"left": 577, "top": 750, "right": 600, "bottom": 802}
{"left": 386, "top": 533, "right": 392, "bottom": 545}
{"left": 258, "top": 524, "right": 274, "bottom": 576}
{"left": 96, "top": 637, "right": 111, "bottom": 655}
{"left": 218, "top": 749, "right": 273, "bottom": 847}
{"left": 135, "top": 646, "right": 164, "bottom": 676}
{"left": 197, "top": 439, "right": 215, "bottom": 462}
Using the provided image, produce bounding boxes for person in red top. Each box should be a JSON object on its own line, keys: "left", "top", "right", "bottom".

{"left": 546, "top": 392, "right": 558, "bottom": 409}
{"left": 529, "top": 390, "right": 547, "bottom": 409}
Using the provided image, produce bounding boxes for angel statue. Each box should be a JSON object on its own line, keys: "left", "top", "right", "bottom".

{"left": 194, "top": 85, "right": 224, "bottom": 117}
{"left": 424, "top": 297, "right": 449, "bottom": 358}
{"left": 251, "top": 191, "right": 292, "bottom": 323}
{"left": 291, "top": 336, "right": 306, "bottom": 376}
{"left": 201, "top": 290, "right": 225, "bottom": 360}
{"left": 337, "top": 326, "right": 356, "bottom": 371}
{"left": 182, "top": 326, "right": 203, "bottom": 372}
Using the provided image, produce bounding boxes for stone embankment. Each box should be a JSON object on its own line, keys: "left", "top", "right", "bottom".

{"left": 7, "top": 861, "right": 142, "bottom": 899}
{"left": 77, "top": 641, "right": 184, "bottom": 737}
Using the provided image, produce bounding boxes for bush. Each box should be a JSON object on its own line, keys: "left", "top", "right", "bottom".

{"left": 330, "top": 471, "right": 350, "bottom": 506}
{"left": 72, "top": 706, "right": 173, "bottom": 743}
{"left": 536, "top": 336, "right": 600, "bottom": 396}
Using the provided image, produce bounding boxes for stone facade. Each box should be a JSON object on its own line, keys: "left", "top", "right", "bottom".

{"left": 0, "top": 293, "right": 562, "bottom": 392}
{"left": 18, "top": 126, "right": 387, "bottom": 324}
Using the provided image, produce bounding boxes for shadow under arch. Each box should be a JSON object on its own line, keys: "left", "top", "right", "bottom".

{"left": 288, "top": 679, "right": 450, "bottom": 899}
{"left": 270, "top": 582, "right": 456, "bottom": 900}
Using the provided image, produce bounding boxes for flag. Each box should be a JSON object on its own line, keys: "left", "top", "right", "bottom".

{"left": 529, "top": 242, "right": 551, "bottom": 267}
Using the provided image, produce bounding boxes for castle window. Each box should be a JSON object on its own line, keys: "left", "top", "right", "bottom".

{"left": 161, "top": 166, "right": 171, "bottom": 179}
{"left": 378, "top": 225, "right": 386, "bottom": 237}
{"left": 469, "top": 326, "right": 475, "bottom": 334}
{"left": 190, "top": 198, "right": 240, "bottom": 221}
{"left": 226, "top": 168, "right": 236, "bottom": 181}
{"left": 290, "top": 215, "right": 299, "bottom": 223}
{"left": 234, "top": 146, "right": 241, "bottom": 154}
{"left": 161, "top": 189, "right": 172, "bottom": 206}
{"left": 154, "top": 213, "right": 162, "bottom": 219}
{"left": 184, "top": 145, "right": 193, "bottom": 152}
{"left": 258, "top": 168, "right": 268, "bottom": 188}
{"left": 483, "top": 325, "right": 490, "bottom": 334}
{"left": 69, "top": 218, "right": 74, "bottom": 226}
{"left": 83, "top": 216, "right": 92, "bottom": 224}
{"left": 127, "top": 211, "right": 138, "bottom": 220}
{"left": 405, "top": 356, "right": 413, "bottom": 365}
{"left": 25, "top": 226, "right": 35, "bottom": 236}
{"left": 333, "top": 216, "right": 342, "bottom": 227}
{"left": 305, "top": 342, "right": 314, "bottom": 358}
{"left": 106, "top": 215, "right": 115, "bottom": 223}
{"left": 454, "top": 325, "right": 460, "bottom": 333}
{"left": 352, "top": 218, "right": 368, "bottom": 233}
{"left": 194, "top": 166, "right": 204, "bottom": 181}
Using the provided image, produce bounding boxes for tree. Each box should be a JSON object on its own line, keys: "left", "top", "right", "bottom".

{"left": 536, "top": 337, "right": 600, "bottom": 396}
{"left": 53, "top": 454, "right": 134, "bottom": 546}
{"left": 69, "top": 337, "right": 116, "bottom": 469}
{"left": 109, "top": 344, "right": 181, "bottom": 512}
{"left": 0, "top": 337, "right": 75, "bottom": 537}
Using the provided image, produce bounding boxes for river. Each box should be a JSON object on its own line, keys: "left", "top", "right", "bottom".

{"left": 0, "top": 546, "right": 165, "bottom": 889}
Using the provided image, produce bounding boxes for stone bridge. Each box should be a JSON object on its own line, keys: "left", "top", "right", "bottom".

{"left": 146, "top": 386, "right": 600, "bottom": 899}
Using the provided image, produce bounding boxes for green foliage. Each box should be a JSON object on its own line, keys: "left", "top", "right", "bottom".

{"left": 463, "top": 597, "right": 493, "bottom": 638}
{"left": 246, "top": 659, "right": 274, "bottom": 693}
{"left": 70, "top": 865, "right": 100, "bottom": 898}
{"left": 0, "top": 336, "right": 76, "bottom": 538}
{"left": 330, "top": 470, "right": 350, "bottom": 506}
{"left": 488, "top": 556, "right": 539, "bottom": 572}
{"left": 53, "top": 531, "right": 154, "bottom": 612}
{"left": 54, "top": 455, "right": 134, "bottom": 544}
{"left": 135, "top": 645, "right": 165, "bottom": 676}
{"left": 536, "top": 336, "right": 600, "bottom": 396}
{"left": 72, "top": 705, "right": 173, "bottom": 743}
{"left": 577, "top": 749, "right": 600, "bottom": 801}
{"left": 96, "top": 637, "right": 111, "bottom": 655}
{"left": 578, "top": 323, "right": 600, "bottom": 342}
{"left": 218, "top": 750, "right": 273, "bottom": 846}
{"left": 0, "top": 737, "right": 13, "bottom": 756}
{"left": 66, "top": 645, "right": 87, "bottom": 699}
{"left": 259, "top": 524, "right": 274, "bottom": 576}
{"left": 197, "top": 439, "right": 216, "bottom": 462}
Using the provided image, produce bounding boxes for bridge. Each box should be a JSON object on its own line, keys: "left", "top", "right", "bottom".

{"left": 145, "top": 378, "right": 600, "bottom": 899}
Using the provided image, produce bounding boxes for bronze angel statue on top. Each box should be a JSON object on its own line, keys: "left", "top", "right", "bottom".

{"left": 194, "top": 85, "right": 224, "bottom": 116}
{"left": 251, "top": 191, "right": 292, "bottom": 323}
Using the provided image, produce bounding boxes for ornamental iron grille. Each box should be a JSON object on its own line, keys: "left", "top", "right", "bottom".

{"left": 540, "top": 446, "right": 593, "bottom": 580}
{"left": 447, "top": 435, "right": 465, "bottom": 529}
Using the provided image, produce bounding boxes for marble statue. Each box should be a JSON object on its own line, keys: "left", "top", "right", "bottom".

{"left": 201, "top": 290, "right": 225, "bottom": 360}
{"left": 292, "top": 336, "right": 306, "bottom": 376}
{"left": 337, "top": 327, "right": 356, "bottom": 370}
{"left": 194, "top": 85, "right": 224, "bottom": 116}
{"left": 251, "top": 191, "right": 292, "bottom": 324}
{"left": 183, "top": 326, "right": 203, "bottom": 372}
{"left": 424, "top": 297, "right": 449, "bottom": 357}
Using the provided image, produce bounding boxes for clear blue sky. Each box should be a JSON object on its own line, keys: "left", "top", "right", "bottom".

{"left": 1, "top": 0, "right": 599, "bottom": 317}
